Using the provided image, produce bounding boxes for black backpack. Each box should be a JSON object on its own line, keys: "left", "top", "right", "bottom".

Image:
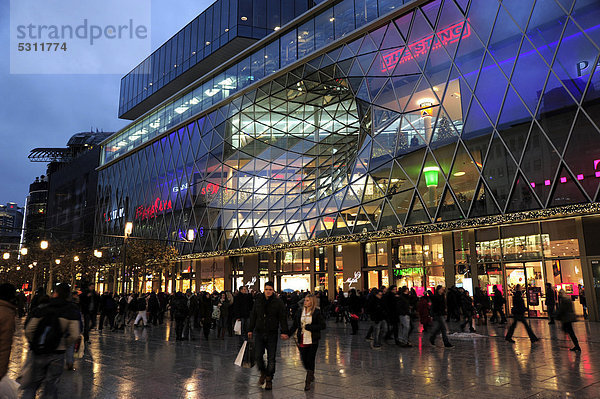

{"left": 31, "top": 307, "right": 63, "bottom": 354}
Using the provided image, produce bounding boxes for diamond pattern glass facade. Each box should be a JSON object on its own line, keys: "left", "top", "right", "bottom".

{"left": 97, "top": 0, "right": 600, "bottom": 255}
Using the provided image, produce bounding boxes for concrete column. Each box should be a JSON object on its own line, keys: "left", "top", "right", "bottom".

{"left": 467, "top": 229, "right": 479, "bottom": 287}
{"left": 326, "top": 245, "right": 336, "bottom": 299}
{"left": 224, "top": 257, "right": 233, "bottom": 292}
{"left": 342, "top": 242, "right": 363, "bottom": 291}
{"left": 442, "top": 231, "right": 455, "bottom": 288}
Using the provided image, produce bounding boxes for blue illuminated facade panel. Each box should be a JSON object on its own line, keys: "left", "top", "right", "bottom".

{"left": 98, "top": 0, "right": 600, "bottom": 257}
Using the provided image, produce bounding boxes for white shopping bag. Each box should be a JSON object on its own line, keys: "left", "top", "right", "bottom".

{"left": 234, "top": 341, "right": 247, "bottom": 367}
{"left": 233, "top": 320, "right": 242, "bottom": 335}
{"left": 0, "top": 375, "right": 20, "bottom": 399}
{"left": 74, "top": 335, "right": 85, "bottom": 359}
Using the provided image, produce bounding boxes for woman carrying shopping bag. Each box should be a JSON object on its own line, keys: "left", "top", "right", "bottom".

{"left": 289, "top": 294, "right": 326, "bottom": 391}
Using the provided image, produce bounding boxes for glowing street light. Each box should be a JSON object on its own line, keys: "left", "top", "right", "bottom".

{"left": 55, "top": 259, "right": 61, "bottom": 265}
{"left": 94, "top": 250, "right": 103, "bottom": 258}
{"left": 2, "top": 253, "right": 9, "bottom": 260}
{"left": 28, "top": 264, "right": 33, "bottom": 269}
{"left": 20, "top": 247, "right": 28, "bottom": 256}
{"left": 74, "top": 256, "right": 79, "bottom": 262}
{"left": 187, "top": 229, "right": 195, "bottom": 241}
{"left": 124, "top": 221, "right": 133, "bottom": 237}
{"left": 40, "top": 240, "right": 49, "bottom": 250}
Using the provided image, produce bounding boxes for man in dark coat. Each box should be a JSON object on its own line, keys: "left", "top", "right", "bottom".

{"left": 429, "top": 285, "right": 453, "bottom": 347}
{"left": 545, "top": 282, "right": 556, "bottom": 324}
{"left": 491, "top": 285, "right": 507, "bottom": 324}
{"left": 248, "top": 282, "right": 289, "bottom": 390}
{"left": 505, "top": 284, "right": 539, "bottom": 344}
{"left": 233, "top": 286, "right": 253, "bottom": 343}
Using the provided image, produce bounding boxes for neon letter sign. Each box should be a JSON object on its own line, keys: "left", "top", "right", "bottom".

{"left": 381, "top": 19, "right": 471, "bottom": 73}
{"left": 135, "top": 197, "right": 173, "bottom": 220}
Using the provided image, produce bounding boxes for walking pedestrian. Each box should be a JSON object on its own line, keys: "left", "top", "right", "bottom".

{"left": 247, "top": 282, "right": 289, "bottom": 391}
{"left": 578, "top": 284, "right": 588, "bottom": 319}
{"left": 459, "top": 288, "right": 476, "bottom": 333}
{"left": 505, "top": 284, "right": 539, "bottom": 344}
{"left": 367, "top": 289, "right": 387, "bottom": 350}
{"left": 556, "top": 289, "right": 581, "bottom": 351}
{"left": 347, "top": 289, "right": 361, "bottom": 335}
{"left": 172, "top": 292, "right": 189, "bottom": 341}
{"left": 0, "top": 283, "right": 17, "bottom": 382}
{"left": 491, "top": 285, "right": 507, "bottom": 324}
{"left": 20, "top": 283, "right": 80, "bottom": 399}
{"left": 545, "top": 283, "right": 556, "bottom": 325}
{"left": 133, "top": 294, "right": 148, "bottom": 327}
{"left": 397, "top": 286, "right": 412, "bottom": 347}
{"left": 233, "top": 286, "right": 253, "bottom": 345}
{"left": 429, "top": 286, "right": 453, "bottom": 348}
{"left": 289, "top": 294, "right": 326, "bottom": 391}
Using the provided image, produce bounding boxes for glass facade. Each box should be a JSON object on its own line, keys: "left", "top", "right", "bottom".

{"left": 104, "top": 0, "right": 412, "bottom": 164}
{"left": 98, "top": 0, "right": 600, "bottom": 318}
{"left": 119, "top": 0, "right": 318, "bottom": 118}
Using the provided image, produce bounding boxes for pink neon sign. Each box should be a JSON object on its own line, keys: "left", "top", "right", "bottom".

{"left": 381, "top": 19, "right": 472, "bottom": 73}
{"left": 135, "top": 197, "right": 173, "bottom": 220}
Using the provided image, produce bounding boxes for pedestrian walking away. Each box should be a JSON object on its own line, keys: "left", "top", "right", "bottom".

{"left": 247, "top": 281, "right": 289, "bottom": 391}
{"left": 545, "top": 282, "right": 556, "bottom": 325}
{"left": 19, "top": 283, "right": 80, "bottom": 399}
{"left": 505, "top": 284, "right": 539, "bottom": 344}
{"left": 289, "top": 294, "right": 326, "bottom": 391}
{"left": 556, "top": 289, "right": 581, "bottom": 351}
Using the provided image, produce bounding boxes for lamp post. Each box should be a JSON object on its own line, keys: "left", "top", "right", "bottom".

{"left": 121, "top": 222, "right": 133, "bottom": 293}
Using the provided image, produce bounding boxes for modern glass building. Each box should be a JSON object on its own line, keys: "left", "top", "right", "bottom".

{"left": 97, "top": 0, "right": 600, "bottom": 320}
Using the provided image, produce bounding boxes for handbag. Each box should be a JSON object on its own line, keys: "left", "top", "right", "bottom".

{"left": 74, "top": 335, "right": 85, "bottom": 359}
{"left": 0, "top": 375, "right": 20, "bottom": 399}
{"left": 233, "top": 319, "right": 242, "bottom": 335}
{"left": 242, "top": 340, "right": 255, "bottom": 369}
{"left": 349, "top": 313, "right": 359, "bottom": 321}
{"left": 234, "top": 341, "right": 247, "bottom": 367}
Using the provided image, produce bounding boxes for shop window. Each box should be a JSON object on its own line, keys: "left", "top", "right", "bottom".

{"left": 293, "top": 249, "right": 303, "bottom": 271}
{"left": 393, "top": 266, "right": 425, "bottom": 295}
{"left": 315, "top": 273, "right": 328, "bottom": 292}
{"left": 477, "top": 264, "right": 503, "bottom": 296}
{"left": 453, "top": 231, "right": 470, "bottom": 264}
{"left": 541, "top": 219, "right": 580, "bottom": 258}
{"left": 476, "top": 227, "right": 500, "bottom": 263}
{"left": 334, "top": 272, "right": 344, "bottom": 292}
{"left": 365, "top": 241, "right": 388, "bottom": 267}
{"left": 455, "top": 264, "right": 473, "bottom": 296}
{"left": 425, "top": 266, "right": 445, "bottom": 292}
{"left": 501, "top": 223, "right": 542, "bottom": 260}
{"left": 367, "top": 270, "right": 388, "bottom": 289}
{"left": 423, "top": 233, "right": 443, "bottom": 266}
{"left": 282, "top": 250, "right": 293, "bottom": 272}
{"left": 393, "top": 236, "right": 423, "bottom": 267}
{"left": 315, "top": 247, "right": 327, "bottom": 272}
{"left": 335, "top": 245, "right": 343, "bottom": 271}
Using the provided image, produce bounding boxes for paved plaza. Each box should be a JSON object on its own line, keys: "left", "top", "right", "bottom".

{"left": 7, "top": 318, "right": 600, "bottom": 399}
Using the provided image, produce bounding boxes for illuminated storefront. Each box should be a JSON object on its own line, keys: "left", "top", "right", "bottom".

{"left": 96, "top": 0, "right": 600, "bottom": 320}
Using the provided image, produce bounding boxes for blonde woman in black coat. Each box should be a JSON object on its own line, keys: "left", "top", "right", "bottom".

{"left": 289, "top": 294, "right": 326, "bottom": 391}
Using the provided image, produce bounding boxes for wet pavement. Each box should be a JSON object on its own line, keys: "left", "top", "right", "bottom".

{"left": 7, "top": 317, "right": 600, "bottom": 398}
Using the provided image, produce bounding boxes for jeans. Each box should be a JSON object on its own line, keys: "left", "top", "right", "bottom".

{"left": 175, "top": 317, "right": 186, "bottom": 340}
{"left": 65, "top": 344, "right": 75, "bottom": 366}
{"left": 430, "top": 315, "right": 451, "bottom": 345}
{"left": 254, "top": 332, "right": 279, "bottom": 377}
{"left": 82, "top": 313, "right": 96, "bottom": 341}
{"left": 505, "top": 315, "right": 538, "bottom": 340}
{"left": 298, "top": 344, "right": 319, "bottom": 371}
{"left": 19, "top": 353, "right": 65, "bottom": 399}
{"left": 372, "top": 320, "right": 387, "bottom": 347}
{"left": 399, "top": 315, "right": 411, "bottom": 344}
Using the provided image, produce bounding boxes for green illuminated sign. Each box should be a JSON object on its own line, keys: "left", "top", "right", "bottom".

{"left": 393, "top": 267, "right": 424, "bottom": 277}
{"left": 423, "top": 166, "right": 440, "bottom": 187}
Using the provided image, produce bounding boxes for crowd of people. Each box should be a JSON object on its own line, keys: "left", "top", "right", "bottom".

{"left": 0, "top": 279, "right": 586, "bottom": 397}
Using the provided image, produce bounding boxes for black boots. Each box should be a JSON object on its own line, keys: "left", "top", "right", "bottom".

{"left": 304, "top": 371, "right": 314, "bottom": 391}
{"left": 258, "top": 373, "right": 266, "bottom": 386}
{"left": 265, "top": 376, "right": 272, "bottom": 390}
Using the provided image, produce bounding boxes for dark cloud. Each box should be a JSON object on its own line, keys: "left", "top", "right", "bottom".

{"left": 0, "top": 0, "right": 211, "bottom": 206}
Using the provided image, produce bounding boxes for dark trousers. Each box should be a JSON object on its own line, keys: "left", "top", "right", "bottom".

{"left": 562, "top": 322, "right": 579, "bottom": 347}
{"left": 99, "top": 310, "right": 116, "bottom": 330}
{"left": 83, "top": 313, "right": 96, "bottom": 341}
{"left": 491, "top": 307, "right": 506, "bottom": 323}
{"left": 547, "top": 303, "right": 555, "bottom": 323}
{"left": 350, "top": 319, "right": 358, "bottom": 334}
{"left": 506, "top": 315, "right": 538, "bottom": 340}
{"left": 430, "top": 315, "right": 450, "bottom": 345}
{"left": 174, "top": 317, "right": 187, "bottom": 340}
{"left": 298, "top": 343, "right": 319, "bottom": 372}
{"left": 385, "top": 320, "right": 399, "bottom": 341}
{"left": 254, "top": 332, "right": 279, "bottom": 377}
{"left": 19, "top": 353, "right": 65, "bottom": 399}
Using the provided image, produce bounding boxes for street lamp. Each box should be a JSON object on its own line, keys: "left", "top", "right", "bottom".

{"left": 20, "top": 247, "right": 28, "bottom": 256}
{"left": 122, "top": 221, "right": 133, "bottom": 293}
{"left": 2, "top": 253, "right": 9, "bottom": 260}
{"left": 187, "top": 229, "right": 195, "bottom": 242}
{"left": 55, "top": 259, "right": 61, "bottom": 265}
{"left": 74, "top": 255, "right": 79, "bottom": 262}
{"left": 94, "top": 250, "right": 102, "bottom": 258}
{"left": 40, "top": 240, "right": 49, "bottom": 250}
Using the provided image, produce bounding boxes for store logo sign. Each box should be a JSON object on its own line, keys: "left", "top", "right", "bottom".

{"left": 245, "top": 276, "right": 257, "bottom": 288}
{"left": 576, "top": 59, "right": 600, "bottom": 77}
{"left": 103, "top": 207, "right": 124, "bottom": 222}
{"left": 393, "top": 267, "right": 424, "bottom": 277}
{"left": 135, "top": 197, "right": 172, "bottom": 220}
{"left": 381, "top": 19, "right": 471, "bottom": 73}
{"left": 172, "top": 182, "right": 189, "bottom": 193}
{"left": 344, "top": 271, "right": 361, "bottom": 288}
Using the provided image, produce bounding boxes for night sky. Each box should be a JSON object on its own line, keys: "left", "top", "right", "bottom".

{"left": 0, "top": 0, "right": 212, "bottom": 207}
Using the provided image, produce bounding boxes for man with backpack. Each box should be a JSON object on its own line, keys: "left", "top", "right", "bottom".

{"left": 20, "top": 283, "right": 80, "bottom": 399}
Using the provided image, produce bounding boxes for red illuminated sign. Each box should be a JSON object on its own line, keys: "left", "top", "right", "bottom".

{"left": 381, "top": 19, "right": 471, "bottom": 73}
{"left": 200, "top": 182, "right": 225, "bottom": 195}
{"left": 135, "top": 197, "right": 172, "bottom": 220}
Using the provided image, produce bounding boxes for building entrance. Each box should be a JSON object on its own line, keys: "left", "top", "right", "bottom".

{"left": 505, "top": 262, "right": 546, "bottom": 317}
